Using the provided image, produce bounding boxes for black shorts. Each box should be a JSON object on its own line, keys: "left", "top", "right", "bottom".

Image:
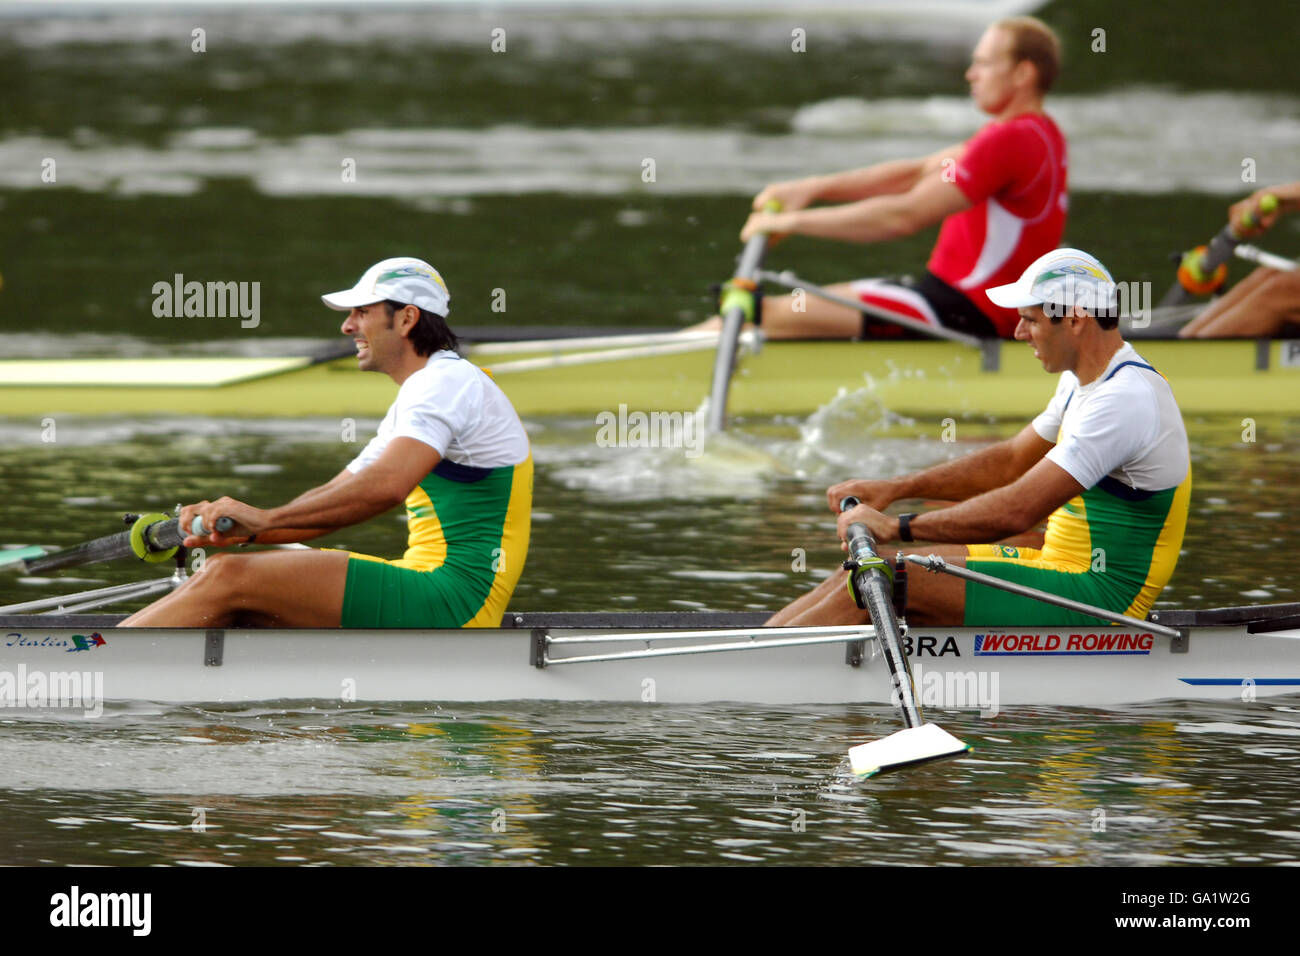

{"left": 853, "top": 271, "right": 998, "bottom": 339}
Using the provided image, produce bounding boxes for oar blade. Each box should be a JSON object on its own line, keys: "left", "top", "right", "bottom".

{"left": 0, "top": 546, "right": 47, "bottom": 569}
{"left": 848, "top": 722, "right": 970, "bottom": 778}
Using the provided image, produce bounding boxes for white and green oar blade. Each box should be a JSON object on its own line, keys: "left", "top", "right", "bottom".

{"left": 848, "top": 722, "right": 971, "bottom": 778}
{"left": 0, "top": 546, "right": 47, "bottom": 569}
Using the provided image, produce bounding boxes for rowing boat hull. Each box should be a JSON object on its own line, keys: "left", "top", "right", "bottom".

{"left": 4, "top": 339, "right": 1299, "bottom": 419}
{"left": 3, "top": 615, "right": 1298, "bottom": 709}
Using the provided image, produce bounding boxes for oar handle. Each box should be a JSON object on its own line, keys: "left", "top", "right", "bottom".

{"left": 838, "top": 499, "right": 923, "bottom": 729}
{"left": 190, "top": 516, "right": 236, "bottom": 536}
{"left": 1238, "top": 193, "right": 1279, "bottom": 234}
{"left": 1199, "top": 194, "right": 1282, "bottom": 273}
{"left": 1162, "top": 193, "right": 1282, "bottom": 306}
{"left": 839, "top": 495, "right": 878, "bottom": 562}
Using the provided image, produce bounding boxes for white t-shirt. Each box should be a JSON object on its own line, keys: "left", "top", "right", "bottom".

{"left": 1031, "top": 342, "right": 1188, "bottom": 492}
{"left": 346, "top": 351, "right": 530, "bottom": 473}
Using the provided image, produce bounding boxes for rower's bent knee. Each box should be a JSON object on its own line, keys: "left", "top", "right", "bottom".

{"left": 190, "top": 552, "right": 249, "bottom": 592}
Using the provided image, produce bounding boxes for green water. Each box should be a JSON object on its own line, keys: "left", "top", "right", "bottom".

{"left": 0, "top": 189, "right": 1260, "bottom": 341}
{"left": 1, "top": 0, "right": 1299, "bottom": 874}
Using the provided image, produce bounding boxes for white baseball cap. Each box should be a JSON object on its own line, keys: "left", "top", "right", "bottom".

{"left": 986, "top": 248, "right": 1118, "bottom": 318}
{"left": 322, "top": 257, "right": 451, "bottom": 316}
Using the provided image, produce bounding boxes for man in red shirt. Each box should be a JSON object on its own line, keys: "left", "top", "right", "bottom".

{"left": 733, "top": 17, "right": 1067, "bottom": 340}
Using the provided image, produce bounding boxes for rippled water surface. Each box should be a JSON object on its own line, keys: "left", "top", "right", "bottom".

{"left": 5, "top": 698, "right": 1300, "bottom": 866}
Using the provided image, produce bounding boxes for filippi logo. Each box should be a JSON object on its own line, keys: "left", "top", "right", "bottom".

{"left": 3, "top": 632, "right": 106, "bottom": 652}
{"left": 69, "top": 633, "right": 106, "bottom": 652}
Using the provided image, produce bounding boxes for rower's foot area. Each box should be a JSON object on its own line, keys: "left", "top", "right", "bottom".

{"left": 683, "top": 315, "right": 722, "bottom": 334}
{"left": 682, "top": 315, "right": 761, "bottom": 336}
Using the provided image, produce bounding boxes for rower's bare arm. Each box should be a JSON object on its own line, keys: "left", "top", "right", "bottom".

{"left": 919, "top": 141, "right": 967, "bottom": 178}
{"left": 830, "top": 424, "right": 1053, "bottom": 512}
{"left": 263, "top": 438, "right": 440, "bottom": 533}
{"left": 752, "top": 143, "right": 965, "bottom": 211}
{"left": 250, "top": 470, "right": 355, "bottom": 544}
{"left": 910, "top": 457, "right": 1082, "bottom": 543}
{"left": 282, "top": 469, "right": 352, "bottom": 506}
{"left": 774, "top": 174, "right": 970, "bottom": 243}
{"left": 790, "top": 161, "right": 923, "bottom": 205}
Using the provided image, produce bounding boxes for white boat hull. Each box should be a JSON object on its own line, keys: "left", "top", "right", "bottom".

{"left": 3, "top": 610, "right": 1299, "bottom": 709}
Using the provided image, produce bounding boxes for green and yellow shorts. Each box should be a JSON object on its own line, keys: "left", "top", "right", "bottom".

{"left": 963, "top": 544, "right": 1145, "bottom": 627}
{"left": 339, "top": 455, "right": 532, "bottom": 629}
{"left": 341, "top": 557, "right": 496, "bottom": 628}
{"left": 961, "top": 546, "right": 1112, "bottom": 629}
{"left": 962, "top": 474, "right": 1190, "bottom": 627}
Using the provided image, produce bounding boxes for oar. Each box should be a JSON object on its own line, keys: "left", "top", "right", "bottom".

{"left": 21, "top": 513, "right": 234, "bottom": 574}
{"left": 756, "top": 269, "right": 983, "bottom": 347}
{"left": 470, "top": 329, "right": 720, "bottom": 356}
{"left": 480, "top": 333, "right": 758, "bottom": 375}
{"left": 1235, "top": 243, "right": 1298, "bottom": 273}
{"left": 705, "top": 201, "right": 780, "bottom": 433}
{"left": 1159, "top": 194, "right": 1279, "bottom": 307}
{"left": 837, "top": 496, "right": 970, "bottom": 777}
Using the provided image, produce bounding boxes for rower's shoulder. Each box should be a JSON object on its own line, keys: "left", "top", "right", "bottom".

{"left": 975, "top": 111, "right": 1066, "bottom": 154}
{"left": 986, "top": 110, "right": 1063, "bottom": 139}
{"left": 1099, "top": 348, "right": 1179, "bottom": 413}
{"left": 408, "top": 352, "right": 474, "bottom": 381}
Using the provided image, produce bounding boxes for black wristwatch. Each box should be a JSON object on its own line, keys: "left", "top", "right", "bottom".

{"left": 897, "top": 512, "right": 918, "bottom": 542}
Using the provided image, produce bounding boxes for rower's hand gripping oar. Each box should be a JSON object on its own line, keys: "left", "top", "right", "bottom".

{"left": 705, "top": 201, "right": 780, "bottom": 433}
{"left": 1160, "top": 194, "right": 1279, "bottom": 307}
{"left": 189, "top": 515, "right": 236, "bottom": 538}
{"left": 838, "top": 496, "right": 970, "bottom": 778}
{"left": 21, "top": 513, "right": 236, "bottom": 574}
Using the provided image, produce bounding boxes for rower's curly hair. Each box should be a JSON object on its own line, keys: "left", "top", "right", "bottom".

{"left": 383, "top": 300, "right": 460, "bottom": 356}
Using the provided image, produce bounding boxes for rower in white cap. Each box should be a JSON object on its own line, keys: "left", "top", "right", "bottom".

{"left": 769, "top": 248, "right": 1192, "bottom": 628}
{"left": 122, "top": 257, "right": 533, "bottom": 629}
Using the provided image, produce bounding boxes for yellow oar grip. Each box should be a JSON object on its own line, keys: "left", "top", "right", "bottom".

{"left": 1242, "top": 193, "right": 1279, "bottom": 230}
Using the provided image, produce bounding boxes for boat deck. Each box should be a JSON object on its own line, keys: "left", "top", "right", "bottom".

{"left": 3, "top": 337, "right": 1299, "bottom": 418}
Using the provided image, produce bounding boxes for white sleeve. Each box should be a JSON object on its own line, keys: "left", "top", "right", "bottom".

{"left": 389, "top": 367, "right": 479, "bottom": 456}
{"left": 1030, "top": 375, "right": 1072, "bottom": 443}
{"left": 1045, "top": 383, "right": 1158, "bottom": 489}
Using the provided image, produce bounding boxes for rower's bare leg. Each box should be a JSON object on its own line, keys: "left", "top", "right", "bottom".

{"left": 1177, "top": 267, "right": 1269, "bottom": 336}
{"left": 757, "top": 283, "right": 866, "bottom": 339}
{"left": 684, "top": 282, "right": 864, "bottom": 339}
{"left": 120, "top": 549, "right": 350, "bottom": 628}
{"left": 766, "top": 570, "right": 842, "bottom": 626}
{"left": 1179, "top": 268, "right": 1300, "bottom": 337}
{"left": 767, "top": 544, "right": 970, "bottom": 627}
